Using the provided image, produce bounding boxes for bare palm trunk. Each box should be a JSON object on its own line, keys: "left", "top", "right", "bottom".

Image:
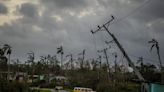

{"left": 7, "top": 54, "right": 10, "bottom": 81}
{"left": 61, "top": 53, "right": 63, "bottom": 69}
{"left": 157, "top": 50, "right": 164, "bottom": 83}
{"left": 148, "top": 39, "right": 163, "bottom": 83}
{"left": 70, "top": 54, "right": 73, "bottom": 70}
{"left": 61, "top": 53, "right": 64, "bottom": 75}
{"left": 103, "top": 49, "right": 110, "bottom": 82}
{"left": 157, "top": 51, "right": 162, "bottom": 69}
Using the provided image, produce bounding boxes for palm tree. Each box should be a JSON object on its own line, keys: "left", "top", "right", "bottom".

{"left": 57, "top": 46, "right": 64, "bottom": 69}
{"left": 0, "top": 48, "right": 7, "bottom": 69}
{"left": 0, "top": 44, "right": 12, "bottom": 80}
{"left": 137, "top": 57, "right": 143, "bottom": 66}
{"left": 4, "top": 44, "right": 12, "bottom": 80}
{"left": 136, "top": 57, "right": 144, "bottom": 74}
{"left": 0, "top": 48, "right": 7, "bottom": 79}
{"left": 148, "top": 39, "right": 162, "bottom": 69}
{"left": 52, "top": 55, "right": 59, "bottom": 66}
{"left": 148, "top": 39, "right": 163, "bottom": 83}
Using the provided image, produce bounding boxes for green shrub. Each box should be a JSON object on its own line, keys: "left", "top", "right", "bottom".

{"left": 0, "top": 80, "right": 29, "bottom": 92}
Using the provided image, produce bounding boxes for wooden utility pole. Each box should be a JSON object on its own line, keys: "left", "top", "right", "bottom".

{"left": 27, "top": 51, "right": 35, "bottom": 83}
{"left": 104, "top": 49, "right": 110, "bottom": 81}
{"left": 104, "top": 49, "right": 110, "bottom": 74}
{"left": 78, "top": 49, "right": 85, "bottom": 69}
{"left": 66, "top": 54, "right": 73, "bottom": 70}
{"left": 97, "top": 55, "right": 102, "bottom": 79}
{"left": 113, "top": 52, "right": 118, "bottom": 92}
{"left": 111, "top": 52, "right": 118, "bottom": 73}
{"left": 7, "top": 52, "right": 11, "bottom": 80}
{"left": 61, "top": 53, "right": 63, "bottom": 69}
{"left": 70, "top": 54, "right": 73, "bottom": 70}
{"left": 98, "top": 55, "right": 102, "bottom": 69}
{"left": 16, "top": 59, "right": 20, "bottom": 73}
{"left": 91, "top": 16, "right": 148, "bottom": 92}
{"left": 98, "top": 48, "right": 111, "bottom": 81}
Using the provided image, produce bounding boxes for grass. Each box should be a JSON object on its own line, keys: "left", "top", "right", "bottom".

{"left": 64, "top": 88, "right": 73, "bottom": 92}
{"left": 39, "top": 89, "right": 51, "bottom": 92}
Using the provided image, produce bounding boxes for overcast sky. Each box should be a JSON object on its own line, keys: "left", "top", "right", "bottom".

{"left": 0, "top": 0, "right": 164, "bottom": 66}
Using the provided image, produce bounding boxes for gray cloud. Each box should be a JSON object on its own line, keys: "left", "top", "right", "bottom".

{"left": 144, "top": 0, "right": 164, "bottom": 18}
{"left": 0, "top": 0, "right": 164, "bottom": 67}
{"left": 0, "top": 3, "right": 8, "bottom": 14}
{"left": 19, "top": 3, "right": 38, "bottom": 18}
{"left": 41, "top": 0, "right": 88, "bottom": 9}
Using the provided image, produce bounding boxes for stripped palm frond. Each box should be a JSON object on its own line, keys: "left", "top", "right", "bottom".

{"left": 150, "top": 44, "right": 155, "bottom": 51}
{"left": 57, "top": 46, "right": 63, "bottom": 54}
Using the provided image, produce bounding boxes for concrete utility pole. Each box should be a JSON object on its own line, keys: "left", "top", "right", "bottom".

{"left": 91, "top": 16, "right": 148, "bottom": 92}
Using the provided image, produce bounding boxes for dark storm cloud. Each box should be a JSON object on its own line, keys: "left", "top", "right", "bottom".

{"left": 41, "top": 0, "right": 88, "bottom": 9}
{"left": 0, "top": 19, "right": 59, "bottom": 61}
{"left": 19, "top": 3, "right": 38, "bottom": 18}
{"left": 144, "top": 0, "right": 164, "bottom": 18}
{"left": 131, "top": 0, "right": 164, "bottom": 22}
{"left": 0, "top": 0, "right": 164, "bottom": 67}
{"left": 39, "top": 0, "right": 97, "bottom": 16}
{"left": 0, "top": 3, "right": 8, "bottom": 14}
{"left": 0, "top": 23, "right": 28, "bottom": 38}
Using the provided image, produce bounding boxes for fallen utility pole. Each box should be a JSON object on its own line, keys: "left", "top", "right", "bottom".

{"left": 91, "top": 16, "right": 148, "bottom": 92}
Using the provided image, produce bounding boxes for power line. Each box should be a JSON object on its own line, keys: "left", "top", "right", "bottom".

{"left": 91, "top": 0, "right": 157, "bottom": 66}
{"left": 128, "top": 53, "right": 159, "bottom": 63}
{"left": 110, "top": 0, "right": 153, "bottom": 26}
{"left": 92, "top": 34, "right": 99, "bottom": 57}
{"left": 104, "top": 0, "right": 157, "bottom": 64}
{"left": 91, "top": 0, "right": 153, "bottom": 55}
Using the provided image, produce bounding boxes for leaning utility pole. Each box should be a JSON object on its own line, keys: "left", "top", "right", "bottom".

{"left": 91, "top": 16, "right": 148, "bottom": 92}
